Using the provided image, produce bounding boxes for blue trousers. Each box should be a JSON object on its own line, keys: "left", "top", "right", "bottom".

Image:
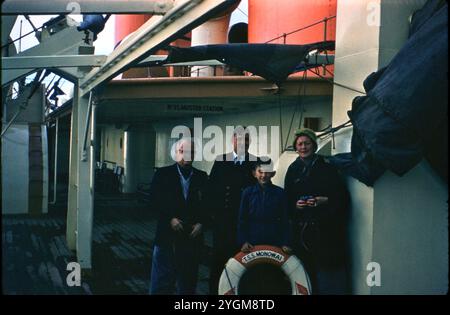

{"left": 149, "top": 244, "right": 199, "bottom": 295}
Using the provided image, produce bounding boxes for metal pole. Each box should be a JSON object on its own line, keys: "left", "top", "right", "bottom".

{"left": 49, "top": 118, "right": 59, "bottom": 205}
{"left": 81, "top": 91, "right": 93, "bottom": 161}
{"left": 323, "top": 17, "right": 328, "bottom": 75}
{"left": 90, "top": 101, "right": 97, "bottom": 193}
{"left": 24, "top": 15, "right": 38, "bottom": 33}
{"left": 1, "top": 102, "right": 26, "bottom": 137}
{"left": 19, "top": 19, "right": 23, "bottom": 52}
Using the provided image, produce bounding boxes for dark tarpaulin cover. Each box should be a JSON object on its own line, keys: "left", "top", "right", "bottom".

{"left": 328, "top": 0, "right": 448, "bottom": 186}
{"left": 154, "top": 41, "right": 335, "bottom": 84}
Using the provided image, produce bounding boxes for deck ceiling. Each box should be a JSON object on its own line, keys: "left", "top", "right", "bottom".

{"left": 96, "top": 76, "right": 333, "bottom": 124}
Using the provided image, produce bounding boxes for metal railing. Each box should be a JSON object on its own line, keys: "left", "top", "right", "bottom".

{"left": 266, "top": 15, "right": 336, "bottom": 44}
{"left": 183, "top": 15, "right": 337, "bottom": 78}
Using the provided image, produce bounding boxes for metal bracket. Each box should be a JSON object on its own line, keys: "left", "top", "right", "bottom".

{"left": 260, "top": 84, "right": 283, "bottom": 95}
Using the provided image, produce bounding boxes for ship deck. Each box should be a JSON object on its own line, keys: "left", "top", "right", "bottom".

{"left": 2, "top": 191, "right": 211, "bottom": 295}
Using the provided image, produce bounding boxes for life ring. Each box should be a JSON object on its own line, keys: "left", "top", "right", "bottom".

{"left": 218, "top": 245, "right": 311, "bottom": 295}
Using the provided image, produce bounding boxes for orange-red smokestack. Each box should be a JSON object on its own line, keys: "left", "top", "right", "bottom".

{"left": 248, "top": 0, "right": 336, "bottom": 44}
{"left": 249, "top": 0, "right": 336, "bottom": 77}
{"left": 114, "top": 14, "right": 153, "bottom": 44}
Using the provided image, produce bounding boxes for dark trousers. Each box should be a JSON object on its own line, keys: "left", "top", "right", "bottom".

{"left": 293, "top": 239, "right": 349, "bottom": 295}
{"left": 209, "top": 231, "right": 239, "bottom": 295}
{"left": 150, "top": 244, "right": 199, "bottom": 295}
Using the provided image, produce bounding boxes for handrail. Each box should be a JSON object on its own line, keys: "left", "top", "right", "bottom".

{"left": 265, "top": 15, "right": 336, "bottom": 44}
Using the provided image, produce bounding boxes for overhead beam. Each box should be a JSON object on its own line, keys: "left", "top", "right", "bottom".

{"left": 79, "top": 0, "right": 239, "bottom": 96}
{"left": 1, "top": 25, "right": 93, "bottom": 86}
{"left": 99, "top": 76, "right": 333, "bottom": 100}
{"left": 2, "top": 55, "right": 106, "bottom": 70}
{"left": 1, "top": 0, "right": 174, "bottom": 15}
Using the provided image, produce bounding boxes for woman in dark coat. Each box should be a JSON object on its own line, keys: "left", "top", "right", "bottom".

{"left": 284, "top": 128, "right": 350, "bottom": 294}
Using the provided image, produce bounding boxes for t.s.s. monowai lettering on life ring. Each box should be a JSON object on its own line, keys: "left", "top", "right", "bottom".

{"left": 241, "top": 250, "right": 285, "bottom": 264}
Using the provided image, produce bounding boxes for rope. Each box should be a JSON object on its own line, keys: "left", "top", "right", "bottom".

{"left": 224, "top": 265, "right": 234, "bottom": 294}
{"left": 278, "top": 93, "right": 283, "bottom": 154}
{"left": 265, "top": 16, "right": 336, "bottom": 44}
{"left": 237, "top": 7, "right": 248, "bottom": 17}
{"left": 307, "top": 67, "right": 366, "bottom": 95}
{"left": 317, "top": 120, "right": 353, "bottom": 138}
{"left": 283, "top": 70, "right": 308, "bottom": 151}
{"left": 317, "top": 119, "right": 353, "bottom": 150}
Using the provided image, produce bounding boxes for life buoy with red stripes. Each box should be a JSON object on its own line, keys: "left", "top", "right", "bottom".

{"left": 218, "top": 245, "right": 311, "bottom": 295}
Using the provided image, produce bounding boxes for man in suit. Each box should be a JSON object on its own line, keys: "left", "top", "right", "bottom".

{"left": 208, "top": 127, "right": 259, "bottom": 294}
{"left": 149, "top": 137, "right": 208, "bottom": 295}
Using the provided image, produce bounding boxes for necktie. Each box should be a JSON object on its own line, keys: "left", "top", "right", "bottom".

{"left": 176, "top": 165, "right": 192, "bottom": 200}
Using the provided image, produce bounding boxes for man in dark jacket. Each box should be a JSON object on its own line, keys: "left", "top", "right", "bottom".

{"left": 208, "top": 127, "right": 258, "bottom": 294}
{"left": 149, "top": 138, "right": 208, "bottom": 295}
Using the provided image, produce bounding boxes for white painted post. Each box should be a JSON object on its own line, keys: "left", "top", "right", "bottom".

{"left": 66, "top": 87, "right": 79, "bottom": 251}
{"left": 75, "top": 84, "right": 94, "bottom": 269}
